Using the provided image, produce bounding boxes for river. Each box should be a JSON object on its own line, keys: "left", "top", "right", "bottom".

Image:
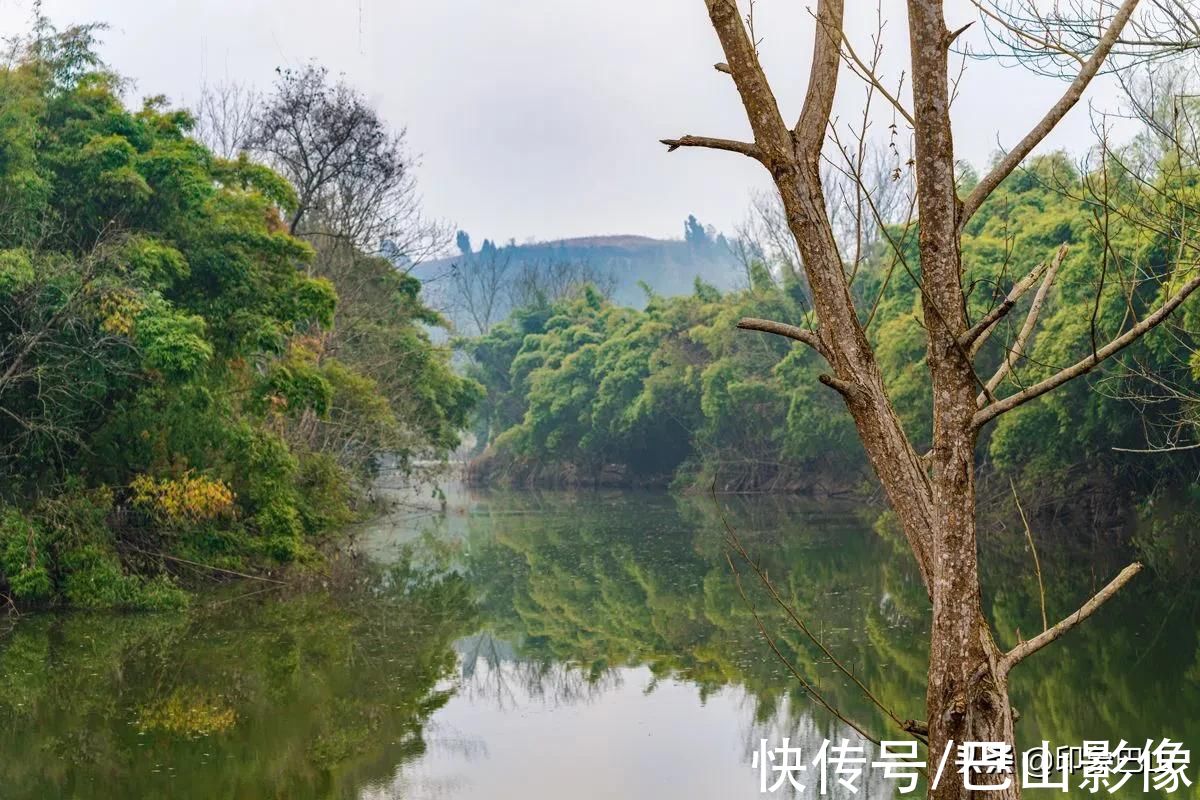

{"left": 1, "top": 484, "right": 1196, "bottom": 799}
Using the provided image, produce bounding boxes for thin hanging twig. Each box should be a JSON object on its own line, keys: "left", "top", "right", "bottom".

{"left": 725, "top": 551, "right": 882, "bottom": 745}
{"left": 1010, "top": 478, "right": 1048, "bottom": 632}
{"left": 124, "top": 544, "right": 289, "bottom": 585}
{"left": 712, "top": 486, "right": 922, "bottom": 743}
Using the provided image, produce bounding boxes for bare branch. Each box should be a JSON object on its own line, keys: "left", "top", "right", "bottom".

{"left": 1010, "top": 478, "right": 1048, "bottom": 633}
{"left": 819, "top": 373, "right": 859, "bottom": 397}
{"left": 737, "top": 317, "right": 830, "bottom": 360}
{"left": 660, "top": 135, "right": 762, "bottom": 160}
{"left": 960, "top": 258, "right": 1053, "bottom": 353}
{"left": 968, "top": 0, "right": 1087, "bottom": 67}
{"left": 1112, "top": 441, "right": 1200, "bottom": 453}
{"left": 947, "top": 20, "right": 975, "bottom": 46}
{"left": 999, "top": 562, "right": 1142, "bottom": 674}
{"left": 960, "top": 0, "right": 1141, "bottom": 228}
{"left": 975, "top": 270, "right": 1200, "bottom": 428}
{"left": 976, "top": 243, "right": 1067, "bottom": 406}
{"left": 700, "top": 0, "right": 793, "bottom": 171}
{"left": 795, "top": 0, "right": 846, "bottom": 158}
{"left": 840, "top": 33, "right": 915, "bottom": 127}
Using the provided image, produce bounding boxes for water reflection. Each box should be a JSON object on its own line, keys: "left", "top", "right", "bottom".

{"left": 1, "top": 486, "right": 1198, "bottom": 799}
{"left": 0, "top": 558, "right": 476, "bottom": 799}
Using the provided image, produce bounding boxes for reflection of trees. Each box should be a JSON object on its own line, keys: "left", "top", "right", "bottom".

{"left": 0, "top": 560, "right": 477, "bottom": 800}
{"left": 10, "top": 488, "right": 1193, "bottom": 799}
{"left": 458, "top": 488, "right": 1200, "bottom": 787}
{"left": 979, "top": 519, "right": 1200, "bottom": 777}
{"left": 457, "top": 490, "right": 931, "bottom": 741}
{"left": 457, "top": 631, "right": 623, "bottom": 710}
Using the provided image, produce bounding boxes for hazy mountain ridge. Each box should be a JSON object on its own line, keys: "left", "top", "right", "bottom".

{"left": 415, "top": 219, "right": 743, "bottom": 334}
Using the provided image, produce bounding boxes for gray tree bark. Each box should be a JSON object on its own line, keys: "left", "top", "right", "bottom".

{"left": 667, "top": 1, "right": 1191, "bottom": 798}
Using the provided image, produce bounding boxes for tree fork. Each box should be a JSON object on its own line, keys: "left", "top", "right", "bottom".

{"left": 675, "top": 2, "right": 1175, "bottom": 798}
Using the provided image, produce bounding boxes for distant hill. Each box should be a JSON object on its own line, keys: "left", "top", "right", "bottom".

{"left": 413, "top": 217, "right": 742, "bottom": 334}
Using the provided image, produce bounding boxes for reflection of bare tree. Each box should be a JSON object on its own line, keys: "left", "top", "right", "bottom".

{"left": 413, "top": 726, "right": 489, "bottom": 763}
{"left": 739, "top": 692, "right": 922, "bottom": 800}
{"left": 456, "top": 630, "right": 622, "bottom": 711}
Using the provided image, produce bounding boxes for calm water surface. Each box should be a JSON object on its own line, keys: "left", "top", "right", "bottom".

{"left": 1, "top": 485, "right": 1197, "bottom": 799}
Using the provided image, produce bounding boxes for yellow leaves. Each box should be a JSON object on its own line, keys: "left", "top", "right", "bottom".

{"left": 288, "top": 333, "right": 326, "bottom": 362}
{"left": 135, "top": 688, "right": 237, "bottom": 737}
{"left": 99, "top": 289, "right": 144, "bottom": 336}
{"left": 131, "top": 473, "right": 235, "bottom": 523}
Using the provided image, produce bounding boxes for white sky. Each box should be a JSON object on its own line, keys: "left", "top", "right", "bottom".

{"left": 0, "top": 0, "right": 1134, "bottom": 244}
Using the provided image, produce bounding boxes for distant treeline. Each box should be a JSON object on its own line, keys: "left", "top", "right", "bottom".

{"left": 461, "top": 152, "right": 1200, "bottom": 507}
{"left": 417, "top": 216, "right": 741, "bottom": 336}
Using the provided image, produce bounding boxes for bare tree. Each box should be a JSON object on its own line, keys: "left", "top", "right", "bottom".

{"left": 192, "top": 80, "right": 258, "bottom": 159}
{"left": 248, "top": 64, "right": 450, "bottom": 264}
{"left": 1116, "top": 58, "right": 1200, "bottom": 170}
{"left": 235, "top": 65, "right": 459, "bottom": 480}
{"left": 1081, "top": 55, "right": 1200, "bottom": 452}
{"left": 507, "top": 258, "right": 616, "bottom": 309}
{"left": 444, "top": 246, "right": 515, "bottom": 336}
{"left": 663, "top": 2, "right": 1199, "bottom": 797}
{"left": 737, "top": 143, "right": 910, "bottom": 287}
{"left": 0, "top": 236, "right": 140, "bottom": 475}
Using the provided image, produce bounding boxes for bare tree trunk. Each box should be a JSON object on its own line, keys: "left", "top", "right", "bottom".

{"left": 667, "top": 1, "right": 1192, "bottom": 797}
{"left": 905, "top": 3, "right": 1017, "bottom": 797}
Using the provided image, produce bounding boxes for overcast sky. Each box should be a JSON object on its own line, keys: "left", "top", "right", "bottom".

{"left": 1, "top": 0, "right": 1134, "bottom": 245}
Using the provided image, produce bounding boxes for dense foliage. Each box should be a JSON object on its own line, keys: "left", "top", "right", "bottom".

{"left": 0, "top": 25, "right": 477, "bottom": 608}
{"left": 463, "top": 152, "right": 1200, "bottom": 498}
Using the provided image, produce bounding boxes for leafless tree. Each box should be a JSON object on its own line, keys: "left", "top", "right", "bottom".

{"left": 445, "top": 247, "right": 515, "bottom": 336}
{"left": 248, "top": 64, "right": 450, "bottom": 265}
{"left": 507, "top": 258, "right": 616, "bottom": 309}
{"left": 662, "top": 2, "right": 1199, "bottom": 797}
{"left": 737, "top": 143, "right": 910, "bottom": 288}
{"left": 1115, "top": 57, "right": 1200, "bottom": 171}
{"left": 442, "top": 247, "right": 617, "bottom": 336}
{"left": 1077, "top": 54, "right": 1200, "bottom": 453}
{"left": 0, "top": 235, "right": 140, "bottom": 475}
{"left": 235, "top": 65, "right": 458, "bottom": 481}
{"left": 192, "top": 80, "right": 258, "bottom": 159}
